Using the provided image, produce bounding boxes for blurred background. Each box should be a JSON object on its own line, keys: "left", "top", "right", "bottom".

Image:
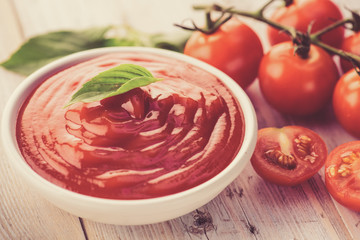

{"left": 1, "top": 0, "right": 359, "bottom": 62}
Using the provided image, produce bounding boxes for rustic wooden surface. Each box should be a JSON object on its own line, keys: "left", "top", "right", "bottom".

{"left": 1, "top": 0, "right": 360, "bottom": 239}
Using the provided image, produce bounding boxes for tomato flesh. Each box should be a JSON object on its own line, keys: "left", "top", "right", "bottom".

{"left": 325, "top": 141, "right": 360, "bottom": 211}
{"left": 251, "top": 126, "right": 327, "bottom": 186}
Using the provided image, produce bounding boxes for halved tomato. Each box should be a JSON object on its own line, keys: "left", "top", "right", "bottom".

{"left": 325, "top": 141, "right": 360, "bottom": 211}
{"left": 251, "top": 126, "right": 327, "bottom": 186}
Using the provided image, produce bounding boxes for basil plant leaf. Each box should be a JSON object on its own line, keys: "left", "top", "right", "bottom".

{"left": 65, "top": 63, "right": 162, "bottom": 107}
{"left": 1, "top": 26, "right": 112, "bottom": 75}
{"left": 1, "top": 24, "right": 190, "bottom": 76}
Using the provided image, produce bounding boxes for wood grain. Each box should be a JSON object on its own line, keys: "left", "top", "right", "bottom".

{"left": 1, "top": 0, "right": 360, "bottom": 239}
{"left": 0, "top": 0, "right": 86, "bottom": 239}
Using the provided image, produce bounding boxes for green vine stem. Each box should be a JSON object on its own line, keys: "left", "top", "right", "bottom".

{"left": 310, "top": 18, "right": 353, "bottom": 39}
{"left": 193, "top": 3, "right": 298, "bottom": 44}
{"left": 192, "top": 2, "right": 360, "bottom": 72}
{"left": 174, "top": 6, "right": 232, "bottom": 34}
{"left": 310, "top": 17, "right": 360, "bottom": 72}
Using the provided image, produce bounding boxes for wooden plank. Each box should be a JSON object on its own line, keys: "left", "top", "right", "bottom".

{"left": 0, "top": 0, "right": 87, "bottom": 239}
{"left": 0, "top": 164, "right": 86, "bottom": 239}
{"left": 82, "top": 219, "right": 193, "bottom": 240}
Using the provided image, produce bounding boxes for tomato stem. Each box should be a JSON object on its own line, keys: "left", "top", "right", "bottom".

{"left": 256, "top": 0, "right": 276, "bottom": 18}
{"left": 284, "top": 0, "right": 294, "bottom": 7}
{"left": 310, "top": 18, "right": 353, "bottom": 39}
{"left": 191, "top": 3, "right": 360, "bottom": 74}
{"left": 174, "top": 5, "right": 232, "bottom": 35}
{"left": 205, "top": 10, "right": 213, "bottom": 31}
{"left": 348, "top": 9, "right": 360, "bottom": 32}
{"left": 194, "top": 3, "right": 310, "bottom": 58}
{"left": 194, "top": 4, "right": 296, "bottom": 38}
{"left": 312, "top": 39, "right": 360, "bottom": 74}
{"left": 309, "top": 17, "right": 360, "bottom": 72}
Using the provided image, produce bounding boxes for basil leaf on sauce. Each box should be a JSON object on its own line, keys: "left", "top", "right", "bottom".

{"left": 65, "top": 63, "right": 162, "bottom": 107}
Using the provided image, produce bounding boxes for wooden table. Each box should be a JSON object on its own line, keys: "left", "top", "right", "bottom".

{"left": 1, "top": 0, "right": 359, "bottom": 239}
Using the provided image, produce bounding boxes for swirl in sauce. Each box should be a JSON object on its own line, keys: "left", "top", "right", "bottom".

{"left": 16, "top": 52, "right": 245, "bottom": 199}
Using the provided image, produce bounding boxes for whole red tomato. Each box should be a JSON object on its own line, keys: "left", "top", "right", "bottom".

{"left": 267, "top": 0, "right": 344, "bottom": 49}
{"left": 251, "top": 126, "right": 327, "bottom": 186}
{"left": 184, "top": 17, "right": 263, "bottom": 89}
{"left": 325, "top": 141, "right": 360, "bottom": 211}
{"left": 258, "top": 41, "right": 339, "bottom": 116}
{"left": 333, "top": 69, "right": 360, "bottom": 138}
{"left": 340, "top": 32, "right": 360, "bottom": 74}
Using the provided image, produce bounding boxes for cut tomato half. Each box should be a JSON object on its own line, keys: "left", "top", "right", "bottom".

{"left": 251, "top": 126, "right": 327, "bottom": 186}
{"left": 325, "top": 141, "right": 360, "bottom": 211}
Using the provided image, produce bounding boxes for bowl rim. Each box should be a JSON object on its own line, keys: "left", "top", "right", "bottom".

{"left": 1, "top": 46, "right": 257, "bottom": 206}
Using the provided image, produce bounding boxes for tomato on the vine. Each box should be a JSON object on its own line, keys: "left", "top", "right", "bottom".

{"left": 325, "top": 141, "right": 360, "bottom": 211}
{"left": 340, "top": 32, "right": 360, "bottom": 74}
{"left": 333, "top": 69, "right": 360, "bottom": 138}
{"left": 267, "top": 0, "right": 344, "bottom": 49}
{"left": 258, "top": 41, "right": 339, "bottom": 116}
{"left": 184, "top": 17, "right": 263, "bottom": 89}
{"left": 251, "top": 126, "right": 327, "bottom": 186}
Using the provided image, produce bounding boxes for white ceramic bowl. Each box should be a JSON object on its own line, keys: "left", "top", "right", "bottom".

{"left": 1, "top": 47, "right": 257, "bottom": 225}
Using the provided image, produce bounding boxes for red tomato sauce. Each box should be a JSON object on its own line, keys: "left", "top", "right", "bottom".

{"left": 16, "top": 52, "right": 245, "bottom": 199}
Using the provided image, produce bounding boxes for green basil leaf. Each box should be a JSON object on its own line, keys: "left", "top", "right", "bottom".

{"left": 1, "top": 26, "right": 112, "bottom": 75}
{"left": 1, "top": 25, "right": 189, "bottom": 76}
{"left": 65, "top": 63, "right": 162, "bottom": 107}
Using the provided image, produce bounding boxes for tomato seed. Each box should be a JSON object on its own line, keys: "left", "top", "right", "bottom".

{"left": 338, "top": 164, "right": 352, "bottom": 177}
{"left": 328, "top": 166, "right": 336, "bottom": 177}
{"left": 294, "top": 135, "right": 317, "bottom": 163}
{"left": 337, "top": 151, "right": 360, "bottom": 177}
{"left": 264, "top": 149, "right": 296, "bottom": 170}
